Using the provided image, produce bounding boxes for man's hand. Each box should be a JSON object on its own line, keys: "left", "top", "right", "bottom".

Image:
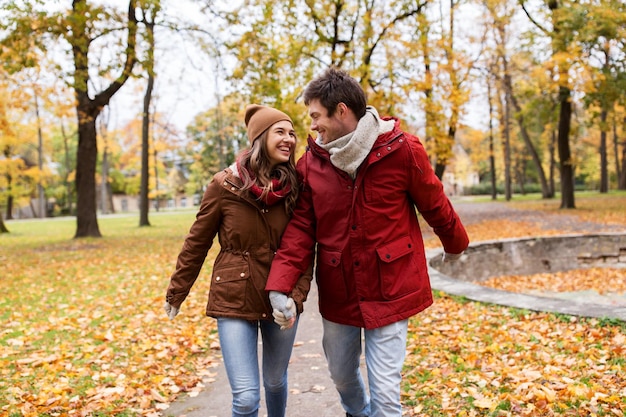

{"left": 164, "top": 302, "right": 179, "bottom": 320}
{"left": 269, "top": 291, "right": 296, "bottom": 330}
{"left": 442, "top": 252, "right": 463, "bottom": 263}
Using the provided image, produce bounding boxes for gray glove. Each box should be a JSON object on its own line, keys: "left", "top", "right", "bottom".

{"left": 442, "top": 251, "right": 463, "bottom": 263}
{"left": 164, "top": 301, "right": 179, "bottom": 320}
{"left": 269, "top": 291, "right": 296, "bottom": 330}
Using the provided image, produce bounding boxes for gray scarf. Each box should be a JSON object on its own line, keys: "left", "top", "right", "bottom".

{"left": 317, "top": 106, "right": 395, "bottom": 179}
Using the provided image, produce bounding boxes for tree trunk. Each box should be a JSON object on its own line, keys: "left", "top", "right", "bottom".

{"left": 35, "top": 93, "right": 46, "bottom": 218}
{"left": 5, "top": 174, "right": 13, "bottom": 220}
{"left": 612, "top": 115, "right": 623, "bottom": 190}
{"left": 434, "top": 128, "right": 454, "bottom": 180}
{"left": 139, "top": 71, "right": 153, "bottom": 226}
{"left": 506, "top": 75, "right": 553, "bottom": 198}
{"left": 499, "top": 85, "right": 512, "bottom": 201}
{"left": 61, "top": 122, "right": 73, "bottom": 215}
{"left": 139, "top": 8, "right": 157, "bottom": 227}
{"left": 599, "top": 109, "right": 608, "bottom": 193}
{"left": 487, "top": 80, "right": 497, "bottom": 200}
{"left": 153, "top": 149, "right": 160, "bottom": 212}
{"left": 619, "top": 117, "right": 626, "bottom": 190}
{"left": 75, "top": 116, "right": 102, "bottom": 237}
{"left": 100, "top": 135, "right": 110, "bottom": 214}
{"left": 0, "top": 213, "right": 8, "bottom": 233}
{"left": 71, "top": 0, "right": 137, "bottom": 238}
{"left": 619, "top": 144, "right": 626, "bottom": 190}
{"left": 557, "top": 85, "right": 575, "bottom": 208}
{"left": 549, "top": 129, "right": 556, "bottom": 196}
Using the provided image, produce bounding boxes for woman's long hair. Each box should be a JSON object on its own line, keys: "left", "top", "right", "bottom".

{"left": 238, "top": 130, "right": 299, "bottom": 215}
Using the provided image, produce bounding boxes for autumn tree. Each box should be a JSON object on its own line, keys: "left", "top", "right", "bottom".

{"left": 0, "top": 67, "right": 50, "bottom": 223}
{"left": 484, "top": 0, "right": 554, "bottom": 198}
{"left": 577, "top": 0, "right": 626, "bottom": 193}
{"left": 223, "top": 1, "right": 429, "bottom": 126}
{"left": 519, "top": 0, "right": 587, "bottom": 208}
{"left": 0, "top": 0, "right": 139, "bottom": 237}
{"left": 430, "top": 0, "right": 476, "bottom": 179}
{"left": 0, "top": 74, "right": 12, "bottom": 232}
{"left": 137, "top": 0, "right": 160, "bottom": 227}
{"left": 185, "top": 99, "right": 247, "bottom": 192}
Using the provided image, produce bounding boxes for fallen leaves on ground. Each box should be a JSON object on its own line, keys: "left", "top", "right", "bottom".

{"left": 423, "top": 219, "right": 563, "bottom": 250}
{"left": 411, "top": 195, "right": 626, "bottom": 416}
{"left": 1, "top": 195, "right": 625, "bottom": 416}
{"left": 481, "top": 267, "right": 626, "bottom": 296}
{"left": 404, "top": 294, "right": 626, "bottom": 416}
{"left": 1, "top": 214, "right": 220, "bottom": 416}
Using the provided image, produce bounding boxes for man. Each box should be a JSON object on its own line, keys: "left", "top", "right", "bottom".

{"left": 266, "top": 67, "right": 469, "bottom": 417}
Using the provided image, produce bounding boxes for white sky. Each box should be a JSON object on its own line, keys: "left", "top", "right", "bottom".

{"left": 108, "top": 0, "right": 222, "bottom": 135}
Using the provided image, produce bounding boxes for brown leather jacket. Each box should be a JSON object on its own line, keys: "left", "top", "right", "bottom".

{"left": 166, "top": 167, "right": 312, "bottom": 320}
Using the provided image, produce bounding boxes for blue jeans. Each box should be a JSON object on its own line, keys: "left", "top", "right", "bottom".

{"left": 217, "top": 317, "right": 299, "bottom": 417}
{"left": 322, "top": 318, "right": 408, "bottom": 417}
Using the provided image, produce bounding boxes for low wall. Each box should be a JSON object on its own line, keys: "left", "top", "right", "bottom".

{"left": 429, "top": 233, "right": 626, "bottom": 282}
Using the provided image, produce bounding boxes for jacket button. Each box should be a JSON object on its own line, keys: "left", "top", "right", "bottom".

{"left": 262, "top": 313, "right": 267, "bottom": 318}
{"left": 240, "top": 272, "right": 245, "bottom": 277}
{"left": 216, "top": 276, "right": 221, "bottom": 281}
{"left": 408, "top": 244, "right": 412, "bottom": 248}
{"left": 351, "top": 225, "right": 357, "bottom": 230}
{"left": 331, "top": 258, "right": 336, "bottom": 264}
{"left": 376, "top": 152, "right": 381, "bottom": 157}
{"left": 386, "top": 254, "right": 391, "bottom": 259}
{"left": 387, "top": 146, "right": 392, "bottom": 151}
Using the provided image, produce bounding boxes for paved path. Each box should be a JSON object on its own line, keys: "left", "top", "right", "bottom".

{"left": 164, "top": 282, "right": 358, "bottom": 417}
{"left": 163, "top": 199, "right": 626, "bottom": 417}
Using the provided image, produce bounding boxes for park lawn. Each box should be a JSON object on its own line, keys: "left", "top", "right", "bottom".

{"left": 0, "top": 194, "right": 625, "bottom": 416}
{"left": 1, "top": 211, "right": 221, "bottom": 416}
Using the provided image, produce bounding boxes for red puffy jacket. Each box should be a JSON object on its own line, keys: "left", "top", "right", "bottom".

{"left": 266, "top": 118, "right": 469, "bottom": 329}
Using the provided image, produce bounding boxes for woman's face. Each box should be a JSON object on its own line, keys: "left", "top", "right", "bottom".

{"left": 266, "top": 120, "right": 296, "bottom": 168}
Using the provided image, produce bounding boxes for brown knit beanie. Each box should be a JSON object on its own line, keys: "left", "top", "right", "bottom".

{"left": 244, "top": 104, "right": 293, "bottom": 144}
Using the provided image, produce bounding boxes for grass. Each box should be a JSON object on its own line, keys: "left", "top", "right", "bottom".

{"left": 1, "top": 194, "right": 625, "bottom": 416}
{"left": 1, "top": 210, "right": 219, "bottom": 416}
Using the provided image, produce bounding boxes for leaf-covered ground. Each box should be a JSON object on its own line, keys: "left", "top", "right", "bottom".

{"left": 1, "top": 193, "right": 625, "bottom": 416}
{"left": 409, "top": 193, "right": 626, "bottom": 416}
{"left": 1, "top": 213, "right": 218, "bottom": 417}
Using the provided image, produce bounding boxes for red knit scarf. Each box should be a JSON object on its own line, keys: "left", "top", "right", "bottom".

{"left": 237, "top": 161, "right": 291, "bottom": 206}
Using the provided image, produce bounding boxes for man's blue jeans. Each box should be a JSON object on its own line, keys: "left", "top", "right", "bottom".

{"left": 322, "top": 318, "right": 408, "bottom": 417}
{"left": 217, "top": 317, "right": 299, "bottom": 417}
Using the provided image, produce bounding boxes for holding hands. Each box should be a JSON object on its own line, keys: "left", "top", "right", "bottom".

{"left": 269, "top": 291, "right": 296, "bottom": 330}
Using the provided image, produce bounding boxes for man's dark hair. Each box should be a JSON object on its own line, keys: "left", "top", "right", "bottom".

{"left": 303, "top": 67, "right": 367, "bottom": 119}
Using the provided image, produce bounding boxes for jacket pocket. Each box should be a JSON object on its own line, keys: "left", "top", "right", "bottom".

{"left": 375, "top": 235, "right": 419, "bottom": 300}
{"left": 316, "top": 248, "right": 348, "bottom": 303}
{"left": 210, "top": 262, "right": 249, "bottom": 309}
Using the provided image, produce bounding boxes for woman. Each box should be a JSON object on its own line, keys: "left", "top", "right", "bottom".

{"left": 164, "top": 104, "right": 311, "bottom": 417}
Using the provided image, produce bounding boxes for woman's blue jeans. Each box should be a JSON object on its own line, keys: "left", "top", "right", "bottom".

{"left": 322, "top": 318, "right": 408, "bottom": 417}
{"left": 217, "top": 317, "right": 299, "bottom": 417}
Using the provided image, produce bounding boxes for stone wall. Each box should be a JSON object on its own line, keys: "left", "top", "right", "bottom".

{"left": 430, "top": 233, "right": 626, "bottom": 282}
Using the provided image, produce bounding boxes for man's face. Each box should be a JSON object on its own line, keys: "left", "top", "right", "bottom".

{"left": 308, "top": 99, "right": 352, "bottom": 144}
